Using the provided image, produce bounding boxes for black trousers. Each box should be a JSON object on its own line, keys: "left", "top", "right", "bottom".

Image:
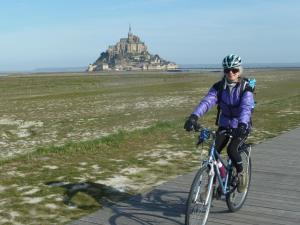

{"left": 215, "top": 127, "right": 248, "bottom": 173}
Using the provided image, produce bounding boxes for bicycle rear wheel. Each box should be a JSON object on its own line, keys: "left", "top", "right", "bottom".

{"left": 226, "top": 149, "right": 252, "bottom": 212}
{"left": 185, "top": 166, "right": 214, "bottom": 225}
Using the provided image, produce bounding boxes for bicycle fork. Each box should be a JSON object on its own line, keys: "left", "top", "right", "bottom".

{"left": 194, "top": 163, "right": 215, "bottom": 205}
{"left": 205, "top": 167, "right": 215, "bottom": 205}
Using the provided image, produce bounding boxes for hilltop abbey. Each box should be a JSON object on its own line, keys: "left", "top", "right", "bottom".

{"left": 87, "top": 27, "right": 178, "bottom": 71}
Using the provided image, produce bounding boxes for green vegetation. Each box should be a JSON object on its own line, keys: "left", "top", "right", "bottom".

{"left": 0, "top": 70, "right": 299, "bottom": 224}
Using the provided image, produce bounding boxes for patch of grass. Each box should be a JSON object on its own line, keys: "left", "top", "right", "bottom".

{"left": 0, "top": 120, "right": 197, "bottom": 224}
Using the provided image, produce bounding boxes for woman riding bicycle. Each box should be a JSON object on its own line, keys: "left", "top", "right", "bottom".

{"left": 184, "top": 54, "right": 254, "bottom": 193}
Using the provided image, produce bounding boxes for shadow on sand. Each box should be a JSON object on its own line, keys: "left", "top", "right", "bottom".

{"left": 46, "top": 181, "right": 230, "bottom": 224}
{"left": 46, "top": 181, "right": 132, "bottom": 210}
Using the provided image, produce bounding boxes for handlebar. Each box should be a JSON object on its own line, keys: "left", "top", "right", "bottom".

{"left": 196, "top": 127, "right": 213, "bottom": 146}
{"left": 196, "top": 126, "right": 233, "bottom": 146}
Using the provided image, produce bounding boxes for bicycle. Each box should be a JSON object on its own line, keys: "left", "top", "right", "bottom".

{"left": 185, "top": 127, "right": 252, "bottom": 225}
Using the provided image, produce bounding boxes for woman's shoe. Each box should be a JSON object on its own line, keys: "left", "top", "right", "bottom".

{"left": 237, "top": 171, "right": 248, "bottom": 193}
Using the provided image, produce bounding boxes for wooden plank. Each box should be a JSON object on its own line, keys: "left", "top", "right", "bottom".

{"left": 209, "top": 206, "right": 300, "bottom": 225}
{"left": 69, "top": 127, "right": 300, "bottom": 225}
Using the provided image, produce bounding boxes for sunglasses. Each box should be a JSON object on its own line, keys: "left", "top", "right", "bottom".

{"left": 224, "top": 68, "right": 240, "bottom": 74}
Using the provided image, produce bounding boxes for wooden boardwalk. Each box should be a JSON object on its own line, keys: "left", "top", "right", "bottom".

{"left": 70, "top": 127, "right": 300, "bottom": 225}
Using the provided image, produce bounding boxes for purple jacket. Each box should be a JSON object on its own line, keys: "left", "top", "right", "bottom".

{"left": 192, "top": 80, "right": 254, "bottom": 129}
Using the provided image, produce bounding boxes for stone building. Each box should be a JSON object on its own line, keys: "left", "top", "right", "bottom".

{"left": 87, "top": 26, "right": 178, "bottom": 71}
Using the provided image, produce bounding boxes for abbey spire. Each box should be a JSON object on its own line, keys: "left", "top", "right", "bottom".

{"left": 128, "top": 24, "right": 134, "bottom": 43}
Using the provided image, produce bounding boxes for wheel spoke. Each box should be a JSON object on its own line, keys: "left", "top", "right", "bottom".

{"left": 185, "top": 166, "right": 213, "bottom": 225}
{"left": 226, "top": 150, "right": 251, "bottom": 212}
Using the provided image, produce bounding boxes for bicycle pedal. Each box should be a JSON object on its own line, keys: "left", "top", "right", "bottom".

{"left": 213, "top": 186, "right": 222, "bottom": 200}
{"left": 231, "top": 176, "right": 238, "bottom": 186}
{"left": 216, "top": 187, "right": 222, "bottom": 200}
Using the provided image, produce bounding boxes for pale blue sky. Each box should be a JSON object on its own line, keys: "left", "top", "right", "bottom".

{"left": 1, "top": 0, "right": 300, "bottom": 71}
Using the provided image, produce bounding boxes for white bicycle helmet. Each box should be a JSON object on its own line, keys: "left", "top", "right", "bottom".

{"left": 222, "top": 54, "right": 242, "bottom": 69}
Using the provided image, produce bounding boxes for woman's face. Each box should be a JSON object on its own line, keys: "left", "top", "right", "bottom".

{"left": 224, "top": 68, "right": 240, "bottom": 82}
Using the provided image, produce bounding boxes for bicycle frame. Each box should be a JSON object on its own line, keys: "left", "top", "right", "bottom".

{"left": 202, "top": 136, "right": 233, "bottom": 196}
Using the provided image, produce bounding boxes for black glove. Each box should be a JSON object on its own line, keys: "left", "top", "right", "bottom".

{"left": 234, "top": 123, "right": 247, "bottom": 138}
{"left": 184, "top": 114, "right": 200, "bottom": 131}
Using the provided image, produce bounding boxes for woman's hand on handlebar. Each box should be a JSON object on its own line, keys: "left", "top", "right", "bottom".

{"left": 184, "top": 114, "right": 201, "bottom": 132}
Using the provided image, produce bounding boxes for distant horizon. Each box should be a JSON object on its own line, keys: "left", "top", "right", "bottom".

{"left": 1, "top": 62, "right": 300, "bottom": 74}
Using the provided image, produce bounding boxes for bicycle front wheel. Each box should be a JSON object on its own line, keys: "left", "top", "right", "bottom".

{"left": 226, "top": 149, "right": 252, "bottom": 212}
{"left": 185, "top": 166, "right": 214, "bottom": 225}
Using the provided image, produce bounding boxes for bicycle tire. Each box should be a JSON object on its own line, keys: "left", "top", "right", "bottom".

{"left": 185, "top": 166, "right": 214, "bottom": 225}
{"left": 226, "top": 149, "right": 252, "bottom": 212}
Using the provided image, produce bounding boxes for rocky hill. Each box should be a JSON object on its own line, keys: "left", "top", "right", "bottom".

{"left": 87, "top": 27, "right": 178, "bottom": 71}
